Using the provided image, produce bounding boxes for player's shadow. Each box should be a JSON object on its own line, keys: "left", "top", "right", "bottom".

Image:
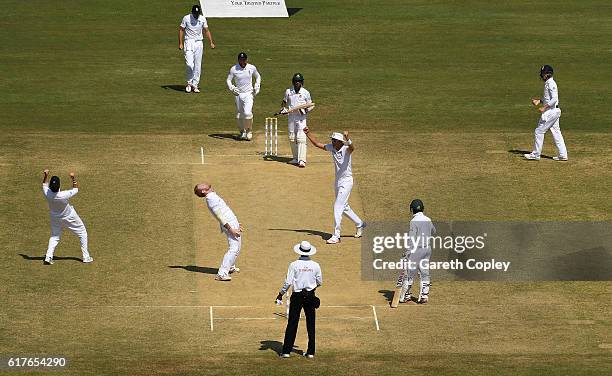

{"left": 19, "top": 253, "right": 82, "bottom": 262}
{"left": 287, "top": 8, "right": 303, "bottom": 17}
{"left": 168, "top": 265, "right": 218, "bottom": 274}
{"left": 378, "top": 289, "right": 394, "bottom": 303}
{"left": 259, "top": 340, "right": 302, "bottom": 356}
{"left": 508, "top": 149, "right": 553, "bottom": 159}
{"left": 263, "top": 155, "right": 293, "bottom": 163}
{"left": 208, "top": 133, "right": 242, "bottom": 141}
{"left": 269, "top": 228, "right": 332, "bottom": 241}
{"left": 160, "top": 84, "right": 186, "bottom": 92}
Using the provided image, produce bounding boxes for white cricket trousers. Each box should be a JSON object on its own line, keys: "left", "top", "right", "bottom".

{"left": 235, "top": 92, "right": 254, "bottom": 118}
{"left": 288, "top": 119, "right": 307, "bottom": 162}
{"left": 532, "top": 108, "right": 567, "bottom": 158}
{"left": 403, "top": 247, "right": 432, "bottom": 298}
{"left": 45, "top": 210, "right": 90, "bottom": 259}
{"left": 184, "top": 39, "right": 203, "bottom": 87}
{"left": 333, "top": 177, "right": 363, "bottom": 238}
{"left": 218, "top": 218, "right": 241, "bottom": 278}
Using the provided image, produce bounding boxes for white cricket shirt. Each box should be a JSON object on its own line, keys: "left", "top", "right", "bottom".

{"left": 542, "top": 77, "right": 559, "bottom": 110}
{"left": 280, "top": 257, "right": 323, "bottom": 294}
{"left": 324, "top": 144, "right": 352, "bottom": 183}
{"left": 42, "top": 184, "right": 77, "bottom": 218}
{"left": 205, "top": 191, "right": 237, "bottom": 227}
{"left": 406, "top": 212, "right": 436, "bottom": 253}
{"left": 226, "top": 63, "right": 261, "bottom": 93}
{"left": 180, "top": 14, "right": 208, "bottom": 41}
{"left": 284, "top": 87, "right": 312, "bottom": 122}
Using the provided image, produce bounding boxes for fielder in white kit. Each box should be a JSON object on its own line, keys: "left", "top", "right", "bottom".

{"left": 41, "top": 169, "right": 93, "bottom": 265}
{"left": 280, "top": 73, "right": 312, "bottom": 168}
{"left": 194, "top": 183, "right": 242, "bottom": 281}
{"left": 524, "top": 64, "right": 568, "bottom": 161}
{"left": 304, "top": 128, "right": 365, "bottom": 244}
{"left": 226, "top": 52, "right": 261, "bottom": 141}
{"left": 400, "top": 199, "right": 435, "bottom": 304}
{"left": 178, "top": 4, "right": 215, "bottom": 93}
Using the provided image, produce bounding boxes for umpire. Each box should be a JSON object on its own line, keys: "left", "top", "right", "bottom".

{"left": 276, "top": 241, "right": 322, "bottom": 358}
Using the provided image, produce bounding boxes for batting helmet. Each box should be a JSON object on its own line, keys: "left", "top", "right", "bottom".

{"left": 410, "top": 199, "right": 424, "bottom": 214}
{"left": 49, "top": 176, "right": 61, "bottom": 192}
{"left": 292, "top": 73, "right": 304, "bottom": 83}
{"left": 237, "top": 52, "right": 247, "bottom": 60}
{"left": 540, "top": 65, "right": 553, "bottom": 80}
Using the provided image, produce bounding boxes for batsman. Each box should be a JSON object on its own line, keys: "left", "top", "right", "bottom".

{"left": 279, "top": 73, "right": 313, "bottom": 168}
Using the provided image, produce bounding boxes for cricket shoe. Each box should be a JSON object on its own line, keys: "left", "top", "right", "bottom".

{"left": 523, "top": 153, "right": 540, "bottom": 161}
{"left": 246, "top": 131, "right": 253, "bottom": 141}
{"left": 355, "top": 222, "right": 367, "bottom": 238}
{"left": 43, "top": 257, "right": 54, "bottom": 265}
{"left": 553, "top": 156, "right": 568, "bottom": 161}
{"left": 280, "top": 354, "right": 290, "bottom": 358}
{"left": 192, "top": 86, "right": 200, "bottom": 93}
{"left": 303, "top": 353, "right": 314, "bottom": 359}
{"left": 287, "top": 159, "right": 298, "bottom": 165}
{"left": 214, "top": 275, "right": 232, "bottom": 282}
{"left": 400, "top": 295, "right": 416, "bottom": 304}
{"left": 83, "top": 256, "right": 94, "bottom": 263}
{"left": 229, "top": 266, "right": 240, "bottom": 274}
{"left": 298, "top": 161, "right": 306, "bottom": 168}
{"left": 238, "top": 130, "right": 246, "bottom": 140}
{"left": 185, "top": 84, "right": 192, "bottom": 93}
{"left": 418, "top": 296, "right": 429, "bottom": 304}
{"left": 326, "top": 237, "right": 340, "bottom": 244}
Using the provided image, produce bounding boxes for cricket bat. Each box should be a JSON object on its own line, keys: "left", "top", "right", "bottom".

{"left": 274, "top": 102, "right": 316, "bottom": 116}
{"left": 390, "top": 269, "right": 406, "bottom": 308}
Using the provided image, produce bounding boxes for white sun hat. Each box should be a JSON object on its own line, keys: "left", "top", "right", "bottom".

{"left": 293, "top": 240, "right": 317, "bottom": 256}
{"left": 330, "top": 132, "right": 344, "bottom": 141}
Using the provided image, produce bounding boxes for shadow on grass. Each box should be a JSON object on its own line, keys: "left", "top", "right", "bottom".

{"left": 508, "top": 149, "right": 553, "bottom": 159}
{"left": 168, "top": 265, "right": 218, "bottom": 274}
{"left": 263, "top": 155, "right": 293, "bottom": 163}
{"left": 19, "top": 253, "right": 82, "bottom": 262}
{"left": 259, "top": 340, "right": 302, "bottom": 356}
{"left": 161, "top": 84, "right": 186, "bottom": 92}
{"left": 378, "top": 289, "right": 394, "bottom": 303}
{"left": 268, "top": 228, "right": 332, "bottom": 240}
{"left": 208, "top": 133, "right": 242, "bottom": 141}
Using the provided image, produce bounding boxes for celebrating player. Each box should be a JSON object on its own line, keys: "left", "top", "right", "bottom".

{"left": 194, "top": 183, "right": 242, "bottom": 281}
{"left": 279, "top": 73, "right": 313, "bottom": 167}
{"left": 304, "top": 128, "right": 366, "bottom": 244}
{"left": 399, "top": 199, "right": 436, "bottom": 304}
{"left": 178, "top": 4, "right": 215, "bottom": 93}
{"left": 226, "top": 52, "right": 261, "bottom": 141}
{"left": 524, "top": 65, "right": 568, "bottom": 161}
{"left": 41, "top": 169, "right": 93, "bottom": 265}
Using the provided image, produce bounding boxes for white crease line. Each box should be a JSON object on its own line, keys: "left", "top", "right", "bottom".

{"left": 372, "top": 305, "right": 380, "bottom": 331}
{"left": 210, "top": 306, "right": 214, "bottom": 331}
{"left": 215, "top": 317, "right": 278, "bottom": 320}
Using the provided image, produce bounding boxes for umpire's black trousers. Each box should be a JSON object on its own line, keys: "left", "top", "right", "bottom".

{"left": 282, "top": 290, "right": 317, "bottom": 355}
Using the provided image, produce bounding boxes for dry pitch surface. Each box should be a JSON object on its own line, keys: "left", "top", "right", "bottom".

{"left": 1, "top": 129, "right": 611, "bottom": 375}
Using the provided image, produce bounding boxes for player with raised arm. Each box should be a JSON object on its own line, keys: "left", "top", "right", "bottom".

{"left": 304, "top": 128, "right": 366, "bottom": 244}
{"left": 41, "top": 169, "right": 93, "bottom": 265}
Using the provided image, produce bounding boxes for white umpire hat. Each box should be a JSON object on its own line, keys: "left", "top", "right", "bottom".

{"left": 330, "top": 132, "right": 344, "bottom": 141}
{"left": 293, "top": 240, "right": 317, "bottom": 256}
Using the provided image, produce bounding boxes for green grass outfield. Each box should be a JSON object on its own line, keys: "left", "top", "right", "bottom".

{"left": 1, "top": 1, "right": 611, "bottom": 375}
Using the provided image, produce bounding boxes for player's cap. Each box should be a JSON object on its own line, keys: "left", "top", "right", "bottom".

{"left": 540, "top": 64, "right": 553, "bottom": 76}
{"left": 292, "top": 73, "right": 304, "bottom": 83}
{"left": 294, "top": 240, "right": 317, "bottom": 256}
{"left": 410, "top": 199, "right": 424, "bottom": 214}
{"left": 49, "top": 176, "right": 61, "bottom": 192}
{"left": 191, "top": 4, "right": 202, "bottom": 16}
{"left": 237, "top": 52, "right": 247, "bottom": 60}
{"left": 330, "top": 132, "right": 344, "bottom": 142}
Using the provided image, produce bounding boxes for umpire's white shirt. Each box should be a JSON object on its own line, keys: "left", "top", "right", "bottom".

{"left": 227, "top": 63, "right": 261, "bottom": 93}
{"left": 42, "top": 184, "right": 77, "bottom": 217}
{"left": 181, "top": 14, "right": 208, "bottom": 41}
{"left": 280, "top": 258, "right": 322, "bottom": 294}
{"left": 325, "top": 144, "right": 352, "bottom": 184}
